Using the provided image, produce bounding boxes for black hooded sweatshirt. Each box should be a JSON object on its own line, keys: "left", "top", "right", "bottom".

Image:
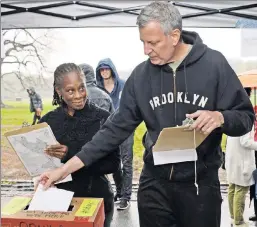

{"left": 77, "top": 30, "right": 255, "bottom": 182}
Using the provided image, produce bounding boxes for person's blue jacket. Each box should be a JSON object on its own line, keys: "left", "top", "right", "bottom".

{"left": 96, "top": 58, "right": 125, "bottom": 110}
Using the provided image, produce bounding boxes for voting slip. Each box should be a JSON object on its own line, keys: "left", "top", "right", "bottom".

{"left": 28, "top": 184, "right": 74, "bottom": 212}
{"left": 152, "top": 126, "right": 208, "bottom": 165}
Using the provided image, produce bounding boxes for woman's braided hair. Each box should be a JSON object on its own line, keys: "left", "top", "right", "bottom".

{"left": 52, "top": 63, "right": 85, "bottom": 106}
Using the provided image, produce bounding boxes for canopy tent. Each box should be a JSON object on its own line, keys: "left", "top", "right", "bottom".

{"left": 238, "top": 69, "right": 257, "bottom": 111}
{"left": 1, "top": 0, "right": 257, "bottom": 29}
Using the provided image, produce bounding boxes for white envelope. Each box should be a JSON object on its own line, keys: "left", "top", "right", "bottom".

{"left": 152, "top": 126, "right": 208, "bottom": 165}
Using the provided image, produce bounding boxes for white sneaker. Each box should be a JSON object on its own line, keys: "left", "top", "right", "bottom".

{"left": 233, "top": 222, "right": 249, "bottom": 227}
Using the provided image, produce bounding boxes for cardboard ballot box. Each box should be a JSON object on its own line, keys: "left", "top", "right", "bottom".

{"left": 1, "top": 196, "right": 104, "bottom": 227}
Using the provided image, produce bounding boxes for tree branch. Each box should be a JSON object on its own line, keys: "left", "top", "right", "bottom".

{"left": 2, "top": 28, "right": 51, "bottom": 90}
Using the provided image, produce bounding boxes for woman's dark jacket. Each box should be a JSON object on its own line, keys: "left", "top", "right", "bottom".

{"left": 39, "top": 101, "right": 120, "bottom": 184}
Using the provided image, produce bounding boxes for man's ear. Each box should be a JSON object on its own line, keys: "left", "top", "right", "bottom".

{"left": 169, "top": 29, "right": 181, "bottom": 46}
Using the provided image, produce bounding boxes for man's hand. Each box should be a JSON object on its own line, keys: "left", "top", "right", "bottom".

{"left": 45, "top": 144, "right": 68, "bottom": 159}
{"left": 186, "top": 110, "right": 224, "bottom": 135}
{"left": 36, "top": 108, "right": 41, "bottom": 116}
{"left": 36, "top": 167, "right": 68, "bottom": 190}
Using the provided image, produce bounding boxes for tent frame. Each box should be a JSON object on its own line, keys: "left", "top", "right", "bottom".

{"left": 2, "top": 1, "right": 257, "bottom": 22}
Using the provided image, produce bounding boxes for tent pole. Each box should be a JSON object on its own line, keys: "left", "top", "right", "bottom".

{"left": 1, "top": 2, "right": 257, "bottom": 22}
{"left": 174, "top": 2, "right": 257, "bottom": 20}
{"left": 76, "top": 2, "right": 139, "bottom": 16}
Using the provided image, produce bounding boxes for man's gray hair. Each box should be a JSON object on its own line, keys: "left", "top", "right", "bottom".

{"left": 136, "top": 1, "right": 182, "bottom": 35}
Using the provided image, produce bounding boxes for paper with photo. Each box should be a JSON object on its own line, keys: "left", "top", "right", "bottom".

{"left": 4, "top": 123, "right": 72, "bottom": 183}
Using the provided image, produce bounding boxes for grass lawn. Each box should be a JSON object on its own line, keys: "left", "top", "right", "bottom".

{"left": 1, "top": 100, "right": 146, "bottom": 179}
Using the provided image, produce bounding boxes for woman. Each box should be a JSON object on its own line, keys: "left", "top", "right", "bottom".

{"left": 40, "top": 63, "right": 119, "bottom": 227}
{"left": 226, "top": 87, "right": 257, "bottom": 227}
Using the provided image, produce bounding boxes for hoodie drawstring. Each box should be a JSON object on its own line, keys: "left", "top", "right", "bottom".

{"left": 160, "top": 69, "right": 164, "bottom": 113}
{"left": 183, "top": 59, "right": 198, "bottom": 195}
{"left": 193, "top": 129, "right": 199, "bottom": 195}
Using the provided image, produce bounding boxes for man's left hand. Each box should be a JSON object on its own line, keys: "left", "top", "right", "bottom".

{"left": 186, "top": 110, "right": 224, "bottom": 135}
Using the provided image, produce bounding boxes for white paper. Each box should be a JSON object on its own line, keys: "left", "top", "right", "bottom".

{"left": 28, "top": 184, "right": 74, "bottom": 212}
{"left": 153, "top": 149, "right": 197, "bottom": 165}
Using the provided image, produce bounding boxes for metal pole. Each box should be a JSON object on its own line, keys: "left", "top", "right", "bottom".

{"left": 76, "top": 6, "right": 144, "bottom": 20}
{"left": 174, "top": 2, "right": 257, "bottom": 20}
{"left": 76, "top": 2, "right": 140, "bottom": 16}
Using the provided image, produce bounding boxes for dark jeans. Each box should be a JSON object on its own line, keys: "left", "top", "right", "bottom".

{"left": 32, "top": 113, "right": 41, "bottom": 125}
{"left": 113, "top": 132, "right": 134, "bottom": 201}
{"left": 137, "top": 168, "right": 222, "bottom": 227}
{"left": 57, "top": 175, "right": 114, "bottom": 227}
{"left": 250, "top": 184, "right": 257, "bottom": 216}
{"left": 249, "top": 151, "right": 257, "bottom": 216}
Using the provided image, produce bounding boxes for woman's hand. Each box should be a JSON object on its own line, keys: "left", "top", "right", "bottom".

{"left": 45, "top": 144, "right": 68, "bottom": 159}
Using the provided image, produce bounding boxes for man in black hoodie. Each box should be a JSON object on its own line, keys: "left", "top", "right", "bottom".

{"left": 39, "top": 2, "right": 255, "bottom": 227}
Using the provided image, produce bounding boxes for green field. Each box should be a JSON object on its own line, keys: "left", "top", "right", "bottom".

{"left": 1, "top": 100, "right": 147, "bottom": 177}
{"left": 2, "top": 95, "right": 255, "bottom": 180}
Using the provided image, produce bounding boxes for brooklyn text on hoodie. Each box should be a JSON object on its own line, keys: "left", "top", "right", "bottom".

{"left": 150, "top": 92, "right": 208, "bottom": 110}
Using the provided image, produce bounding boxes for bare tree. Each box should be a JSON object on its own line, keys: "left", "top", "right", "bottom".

{"left": 1, "top": 29, "right": 52, "bottom": 107}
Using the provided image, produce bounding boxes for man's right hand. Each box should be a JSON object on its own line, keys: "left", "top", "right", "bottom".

{"left": 45, "top": 144, "right": 68, "bottom": 159}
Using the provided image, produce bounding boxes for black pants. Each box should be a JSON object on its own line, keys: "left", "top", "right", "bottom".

{"left": 250, "top": 184, "right": 257, "bottom": 216}
{"left": 32, "top": 113, "right": 41, "bottom": 125}
{"left": 57, "top": 175, "right": 114, "bottom": 227}
{"left": 113, "top": 132, "right": 134, "bottom": 200}
{"left": 137, "top": 171, "right": 222, "bottom": 227}
{"left": 249, "top": 151, "right": 257, "bottom": 216}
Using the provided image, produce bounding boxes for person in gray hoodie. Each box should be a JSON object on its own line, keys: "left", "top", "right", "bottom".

{"left": 96, "top": 58, "right": 134, "bottom": 210}
{"left": 26, "top": 87, "right": 43, "bottom": 125}
{"left": 79, "top": 63, "right": 114, "bottom": 113}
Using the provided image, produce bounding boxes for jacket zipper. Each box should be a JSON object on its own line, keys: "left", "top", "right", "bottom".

{"left": 169, "top": 165, "right": 174, "bottom": 180}
{"left": 170, "top": 70, "right": 177, "bottom": 180}
{"left": 173, "top": 70, "right": 177, "bottom": 123}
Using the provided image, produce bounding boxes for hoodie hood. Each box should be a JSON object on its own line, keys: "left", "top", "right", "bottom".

{"left": 96, "top": 58, "right": 125, "bottom": 109}
{"left": 79, "top": 63, "right": 96, "bottom": 86}
{"left": 160, "top": 30, "right": 207, "bottom": 73}
{"left": 29, "top": 87, "right": 35, "bottom": 92}
{"left": 27, "top": 87, "right": 36, "bottom": 95}
{"left": 96, "top": 58, "right": 121, "bottom": 87}
{"left": 180, "top": 30, "right": 207, "bottom": 67}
